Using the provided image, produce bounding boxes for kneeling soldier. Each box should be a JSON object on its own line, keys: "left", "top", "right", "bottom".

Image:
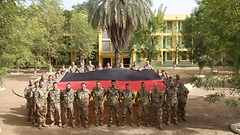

{"left": 151, "top": 82, "right": 164, "bottom": 130}
{"left": 76, "top": 83, "right": 91, "bottom": 128}
{"left": 106, "top": 80, "right": 121, "bottom": 127}
{"left": 121, "top": 84, "right": 135, "bottom": 126}
{"left": 48, "top": 82, "right": 62, "bottom": 127}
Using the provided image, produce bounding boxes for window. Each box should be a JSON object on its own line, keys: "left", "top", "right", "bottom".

{"left": 178, "top": 21, "right": 181, "bottom": 32}
{"left": 102, "top": 41, "right": 111, "bottom": 51}
{"left": 181, "top": 51, "right": 187, "bottom": 60}
{"left": 167, "top": 52, "right": 172, "bottom": 60}
{"left": 102, "top": 30, "right": 109, "bottom": 39}
{"left": 163, "top": 36, "right": 166, "bottom": 48}
{"left": 167, "top": 21, "right": 172, "bottom": 30}
{"left": 167, "top": 37, "right": 172, "bottom": 45}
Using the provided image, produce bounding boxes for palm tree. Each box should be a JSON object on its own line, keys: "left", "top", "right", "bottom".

{"left": 88, "top": 0, "right": 152, "bottom": 67}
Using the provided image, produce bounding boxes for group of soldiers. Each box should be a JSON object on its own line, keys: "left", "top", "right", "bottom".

{"left": 24, "top": 66, "right": 189, "bottom": 130}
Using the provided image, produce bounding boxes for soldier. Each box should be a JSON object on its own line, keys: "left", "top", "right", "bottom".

{"left": 76, "top": 62, "right": 86, "bottom": 73}
{"left": 75, "top": 83, "right": 91, "bottom": 128}
{"left": 151, "top": 82, "right": 164, "bottom": 130}
{"left": 105, "top": 63, "right": 112, "bottom": 69}
{"left": 174, "top": 74, "right": 182, "bottom": 86}
{"left": 47, "top": 75, "right": 54, "bottom": 90}
{"left": 40, "top": 74, "right": 48, "bottom": 88}
{"left": 164, "top": 81, "right": 179, "bottom": 125}
{"left": 178, "top": 80, "right": 189, "bottom": 121}
{"left": 106, "top": 80, "right": 121, "bottom": 127}
{"left": 86, "top": 60, "right": 95, "bottom": 72}
{"left": 120, "top": 84, "right": 135, "bottom": 126}
{"left": 61, "top": 83, "right": 76, "bottom": 128}
{"left": 34, "top": 81, "right": 48, "bottom": 129}
{"left": 32, "top": 81, "right": 39, "bottom": 125}
{"left": 48, "top": 82, "right": 62, "bottom": 127}
{"left": 144, "top": 61, "right": 153, "bottom": 69}
{"left": 130, "top": 61, "right": 139, "bottom": 71}
{"left": 135, "top": 82, "right": 151, "bottom": 127}
{"left": 24, "top": 79, "right": 35, "bottom": 123}
{"left": 68, "top": 62, "right": 78, "bottom": 73}
{"left": 96, "top": 63, "right": 103, "bottom": 70}
{"left": 91, "top": 81, "right": 106, "bottom": 126}
{"left": 119, "top": 62, "right": 124, "bottom": 68}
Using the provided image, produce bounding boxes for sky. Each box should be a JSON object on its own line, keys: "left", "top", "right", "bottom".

{"left": 61, "top": 0, "right": 198, "bottom": 14}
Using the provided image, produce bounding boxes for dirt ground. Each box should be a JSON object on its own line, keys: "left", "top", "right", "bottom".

{"left": 0, "top": 68, "right": 239, "bottom": 135}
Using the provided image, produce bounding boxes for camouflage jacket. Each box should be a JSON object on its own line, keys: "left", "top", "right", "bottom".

{"left": 86, "top": 64, "right": 95, "bottom": 72}
{"left": 135, "top": 88, "right": 151, "bottom": 106}
{"left": 91, "top": 87, "right": 106, "bottom": 105}
{"left": 144, "top": 65, "right": 153, "bottom": 69}
{"left": 24, "top": 85, "right": 35, "bottom": 101}
{"left": 151, "top": 88, "right": 164, "bottom": 106}
{"left": 178, "top": 86, "right": 189, "bottom": 103}
{"left": 76, "top": 88, "right": 91, "bottom": 107}
{"left": 96, "top": 67, "right": 103, "bottom": 70}
{"left": 76, "top": 66, "right": 85, "bottom": 73}
{"left": 69, "top": 65, "right": 77, "bottom": 73}
{"left": 121, "top": 89, "right": 135, "bottom": 105}
{"left": 48, "top": 88, "right": 61, "bottom": 107}
{"left": 107, "top": 86, "right": 121, "bottom": 106}
{"left": 61, "top": 88, "right": 75, "bottom": 108}
{"left": 130, "top": 65, "right": 139, "bottom": 71}
{"left": 164, "top": 86, "right": 178, "bottom": 106}
{"left": 34, "top": 87, "right": 48, "bottom": 107}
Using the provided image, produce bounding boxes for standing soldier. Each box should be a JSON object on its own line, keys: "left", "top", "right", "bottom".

{"left": 178, "top": 80, "right": 189, "bottom": 121}
{"left": 86, "top": 60, "right": 95, "bottom": 72}
{"left": 76, "top": 62, "right": 85, "bottom": 73}
{"left": 68, "top": 62, "right": 78, "bottom": 73}
{"left": 135, "top": 82, "right": 151, "bottom": 127}
{"left": 120, "top": 84, "right": 135, "bottom": 126}
{"left": 130, "top": 61, "right": 139, "bottom": 71}
{"left": 48, "top": 82, "right": 62, "bottom": 127}
{"left": 151, "top": 82, "right": 164, "bottom": 130}
{"left": 105, "top": 63, "right": 112, "bottom": 69}
{"left": 24, "top": 80, "right": 35, "bottom": 123}
{"left": 91, "top": 81, "right": 106, "bottom": 126}
{"left": 106, "top": 80, "right": 121, "bottom": 127}
{"left": 119, "top": 62, "right": 124, "bottom": 68}
{"left": 61, "top": 83, "right": 76, "bottom": 128}
{"left": 164, "top": 81, "right": 179, "bottom": 125}
{"left": 34, "top": 81, "right": 48, "bottom": 129}
{"left": 174, "top": 74, "right": 182, "bottom": 86}
{"left": 144, "top": 61, "right": 153, "bottom": 69}
{"left": 96, "top": 63, "right": 103, "bottom": 70}
{"left": 75, "top": 83, "right": 91, "bottom": 128}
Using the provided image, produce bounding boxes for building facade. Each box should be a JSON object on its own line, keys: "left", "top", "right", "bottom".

{"left": 98, "top": 14, "right": 191, "bottom": 67}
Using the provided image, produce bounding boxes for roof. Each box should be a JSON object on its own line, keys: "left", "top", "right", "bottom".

{"left": 164, "top": 14, "right": 189, "bottom": 20}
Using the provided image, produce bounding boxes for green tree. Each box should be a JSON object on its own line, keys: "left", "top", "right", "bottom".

{"left": 88, "top": 0, "right": 152, "bottom": 67}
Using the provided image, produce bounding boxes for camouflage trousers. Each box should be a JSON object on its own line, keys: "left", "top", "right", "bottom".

{"left": 50, "top": 103, "right": 61, "bottom": 124}
{"left": 36, "top": 106, "right": 47, "bottom": 124}
{"left": 93, "top": 103, "right": 104, "bottom": 123}
{"left": 152, "top": 105, "right": 163, "bottom": 125}
{"left": 64, "top": 106, "right": 75, "bottom": 124}
{"left": 78, "top": 105, "right": 89, "bottom": 124}
{"left": 137, "top": 104, "right": 149, "bottom": 122}
{"left": 26, "top": 101, "right": 34, "bottom": 122}
{"left": 166, "top": 103, "right": 178, "bottom": 122}
{"left": 178, "top": 102, "right": 186, "bottom": 117}
{"left": 109, "top": 105, "right": 119, "bottom": 124}
{"left": 122, "top": 104, "right": 133, "bottom": 121}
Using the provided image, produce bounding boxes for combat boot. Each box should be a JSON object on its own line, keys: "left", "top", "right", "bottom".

{"left": 108, "top": 122, "right": 112, "bottom": 127}
{"left": 100, "top": 121, "right": 103, "bottom": 126}
{"left": 58, "top": 123, "right": 62, "bottom": 127}
{"left": 159, "top": 124, "right": 163, "bottom": 130}
{"left": 174, "top": 120, "right": 179, "bottom": 125}
{"left": 130, "top": 122, "right": 134, "bottom": 127}
{"left": 38, "top": 124, "right": 42, "bottom": 129}
{"left": 95, "top": 122, "right": 98, "bottom": 127}
{"left": 145, "top": 122, "right": 149, "bottom": 127}
{"left": 137, "top": 122, "right": 141, "bottom": 127}
{"left": 122, "top": 121, "right": 126, "bottom": 126}
{"left": 72, "top": 123, "right": 75, "bottom": 128}
{"left": 182, "top": 116, "right": 186, "bottom": 121}
{"left": 62, "top": 123, "right": 68, "bottom": 128}
{"left": 49, "top": 121, "right": 54, "bottom": 127}
{"left": 84, "top": 123, "right": 88, "bottom": 128}
{"left": 42, "top": 122, "right": 47, "bottom": 127}
{"left": 166, "top": 121, "right": 170, "bottom": 125}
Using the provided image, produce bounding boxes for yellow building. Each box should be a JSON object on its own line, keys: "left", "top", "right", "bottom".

{"left": 97, "top": 14, "right": 191, "bottom": 67}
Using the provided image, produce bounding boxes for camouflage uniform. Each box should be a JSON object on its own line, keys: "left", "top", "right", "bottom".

{"left": 130, "top": 65, "right": 139, "bottom": 70}
{"left": 75, "top": 88, "right": 91, "bottom": 125}
{"left": 91, "top": 86, "right": 106, "bottom": 125}
{"left": 121, "top": 89, "right": 135, "bottom": 122}
{"left": 178, "top": 85, "right": 189, "bottom": 119}
{"left": 164, "top": 86, "right": 178, "bottom": 123}
{"left": 135, "top": 88, "right": 151, "bottom": 124}
{"left": 48, "top": 88, "right": 62, "bottom": 125}
{"left": 68, "top": 65, "right": 77, "bottom": 73}
{"left": 96, "top": 67, "right": 103, "bottom": 70}
{"left": 24, "top": 85, "right": 35, "bottom": 122}
{"left": 76, "top": 66, "right": 85, "bottom": 73}
{"left": 106, "top": 86, "right": 121, "bottom": 125}
{"left": 144, "top": 65, "right": 153, "bottom": 69}
{"left": 86, "top": 64, "right": 95, "bottom": 72}
{"left": 34, "top": 86, "right": 48, "bottom": 127}
{"left": 61, "top": 88, "right": 76, "bottom": 126}
{"left": 151, "top": 88, "right": 164, "bottom": 126}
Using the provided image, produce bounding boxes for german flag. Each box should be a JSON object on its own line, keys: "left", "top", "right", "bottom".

{"left": 58, "top": 68, "right": 165, "bottom": 92}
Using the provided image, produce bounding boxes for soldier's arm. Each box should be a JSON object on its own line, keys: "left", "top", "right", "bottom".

{"left": 148, "top": 91, "right": 151, "bottom": 103}
{"left": 160, "top": 92, "right": 164, "bottom": 107}
{"left": 132, "top": 91, "right": 135, "bottom": 100}
{"left": 135, "top": 92, "right": 139, "bottom": 103}
{"left": 24, "top": 87, "right": 28, "bottom": 99}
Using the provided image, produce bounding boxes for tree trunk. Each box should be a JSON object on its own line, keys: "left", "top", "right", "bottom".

{"left": 34, "top": 64, "right": 37, "bottom": 77}
{"left": 198, "top": 62, "right": 205, "bottom": 75}
{"left": 16, "top": 65, "right": 20, "bottom": 73}
{"left": 114, "top": 48, "right": 120, "bottom": 68}
{"left": 173, "top": 58, "right": 177, "bottom": 69}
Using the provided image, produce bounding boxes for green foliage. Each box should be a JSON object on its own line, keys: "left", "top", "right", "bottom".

{"left": 129, "top": 4, "right": 166, "bottom": 63}
{"left": 204, "top": 92, "right": 225, "bottom": 103}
